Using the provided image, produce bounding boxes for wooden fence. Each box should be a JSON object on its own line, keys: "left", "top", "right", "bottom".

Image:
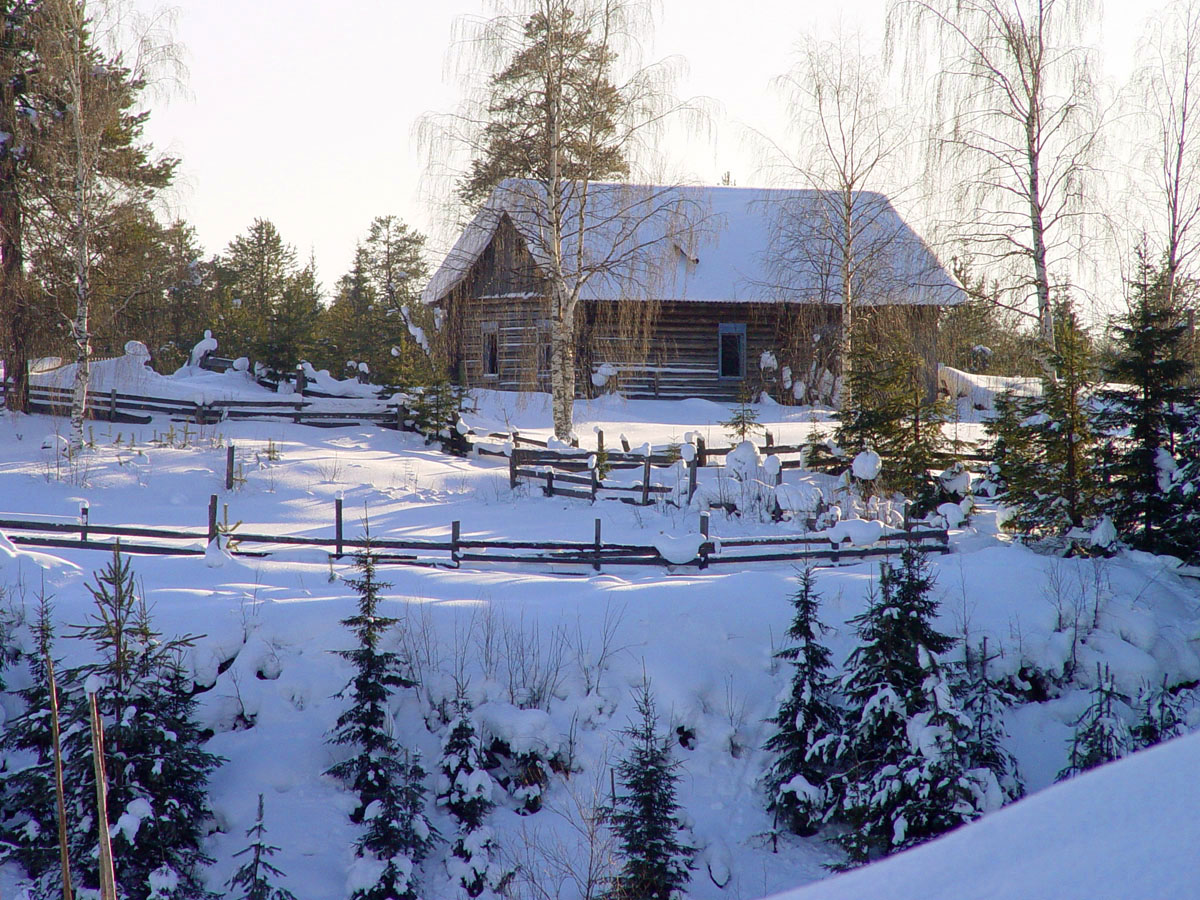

{"left": 0, "top": 498, "right": 949, "bottom": 572}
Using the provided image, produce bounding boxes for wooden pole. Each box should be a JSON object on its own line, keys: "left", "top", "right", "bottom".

{"left": 591, "top": 464, "right": 599, "bottom": 501}
{"left": 88, "top": 693, "right": 117, "bottom": 900}
{"left": 80, "top": 503, "right": 89, "bottom": 542}
{"left": 620, "top": 435, "right": 631, "bottom": 453}
{"left": 451, "top": 520, "right": 461, "bottom": 565}
{"left": 594, "top": 518, "right": 602, "bottom": 573}
{"left": 108, "top": 386, "right": 116, "bottom": 421}
{"left": 48, "top": 656, "right": 74, "bottom": 900}
{"left": 596, "top": 429, "right": 604, "bottom": 454}
{"left": 641, "top": 456, "right": 651, "bottom": 506}
{"left": 207, "top": 494, "right": 218, "bottom": 543}
{"left": 335, "top": 496, "right": 344, "bottom": 559}
{"left": 700, "top": 512, "right": 710, "bottom": 570}
{"left": 509, "top": 449, "right": 519, "bottom": 490}
{"left": 546, "top": 470, "right": 554, "bottom": 497}
{"left": 697, "top": 436, "right": 707, "bottom": 467}
{"left": 687, "top": 455, "right": 698, "bottom": 503}
{"left": 225, "top": 444, "right": 235, "bottom": 491}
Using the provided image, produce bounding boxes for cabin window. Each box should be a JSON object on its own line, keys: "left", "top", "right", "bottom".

{"left": 718, "top": 323, "right": 746, "bottom": 379}
{"left": 482, "top": 323, "right": 499, "bottom": 378}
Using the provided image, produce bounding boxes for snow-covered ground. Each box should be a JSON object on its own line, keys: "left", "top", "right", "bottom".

{"left": 772, "top": 728, "right": 1200, "bottom": 900}
{"left": 0, "top": 378, "right": 1196, "bottom": 899}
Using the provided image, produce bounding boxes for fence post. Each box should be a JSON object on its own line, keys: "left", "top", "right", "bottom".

{"left": 594, "top": 518, "right": 602, "bottom": 573}
{"left": 108, "top": 387, "right": 116, "bottom": 421}
{"left": 699, "top": 512, "right": 710, "bottom": 570}
{"left": 641, "top": 456, "right": 651, "bottom": 506}
{"left": 546, "top": 470, "right": 555, "bottom": 497}
{"left": 591, "top": 464, "right": 598, "bottom": 501}
{"left": 207, "top": 494, "right": 218, "bottom": 543}
{"left": 225, "top": 445, "right": 235, "bottom": 491}
{"left": 697, "top": 436, "right": 707, "bottom": 467}
{"left": 620, "top": 435, "right": 631, "bottom": 452}
{"left": 451, "top": 520, "right": 461, "bottom": 565}
{"left": 687, "top": 455, "right": 698, "bottom": 503}
{"left": 509, "top": 449, "right": 518, "bottom": 490}
{"left": 335, "top": 495, "right": 344, "bottom": 559}
{"left": 80, "top": 502, "right": 89, "bottom": 543}
{"left": 596, "top": 429, "right": 604, "bottom": 454}
{"left": 395, "top": 405, "right": 404, "bottom": 431}
{"left": 765, "top": 429, "right": 773, "bottom": 448}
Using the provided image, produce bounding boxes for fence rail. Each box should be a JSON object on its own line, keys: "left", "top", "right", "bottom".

{"left": 0, "top": 499, "right": 948, "bottom": 573}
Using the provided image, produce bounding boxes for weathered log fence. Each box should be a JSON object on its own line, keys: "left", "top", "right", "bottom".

{"left": 0, "top": 496, "right": 949, "bottom": 572}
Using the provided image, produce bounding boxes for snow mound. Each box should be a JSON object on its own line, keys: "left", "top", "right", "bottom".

{"left": 771, "top": 731, "right": 1200, "bottom": 900}
{"left": 851, "top": 450, "right": 881, "bottom": 481}
{"left": 827, "top": 519, "right": 885, "bottom": 546}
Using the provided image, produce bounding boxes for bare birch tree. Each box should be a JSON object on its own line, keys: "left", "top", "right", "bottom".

{"left": 887, "top": 0, "right": 1103, "bottom": 353}
{"left": 1130, "top": 0, "right": 1200, "bottom": 309}
{"left": 33, "top": 0, "right": 179, "bottom": 449}
{"left": 421, "top": 0, "right": 704, "bottom": 440}
{"left": 765, "top": 33, "right": 915, "bottom": 408}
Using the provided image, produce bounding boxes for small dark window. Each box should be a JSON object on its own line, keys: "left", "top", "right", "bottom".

{"left": 718, "top": 323, "right": 746, "bottom": 378}
{"left": 482, "top": 325, "right": 499, "bottom": 377}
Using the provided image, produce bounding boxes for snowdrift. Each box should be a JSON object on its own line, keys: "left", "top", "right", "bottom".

{"left": 772, "top": 729, "right": 1200, "bottom": 900}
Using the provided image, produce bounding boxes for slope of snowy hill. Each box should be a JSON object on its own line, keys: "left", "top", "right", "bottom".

{"left": 0, "top": 372, "right": 1197, "bottom": 899}
{"left": 771, "top": 728, "right": 1200, "bottom": 900}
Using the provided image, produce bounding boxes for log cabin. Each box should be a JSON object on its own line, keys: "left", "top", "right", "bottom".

{"left": 421, "top": 181, "right": 964, "bottom": 403}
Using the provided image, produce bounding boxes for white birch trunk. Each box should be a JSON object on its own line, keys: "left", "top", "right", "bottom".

{"left": 66, "top": 5, "right": 92, "bottom": 452}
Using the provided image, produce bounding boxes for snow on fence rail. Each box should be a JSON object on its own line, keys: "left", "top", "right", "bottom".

{"left": 0, "top": 498, "right": 948, "bottom": 572}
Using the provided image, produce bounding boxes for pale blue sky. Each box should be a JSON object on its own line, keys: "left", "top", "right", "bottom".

{"left": 136, "top": 0, "right": 1139, "bottom": 291}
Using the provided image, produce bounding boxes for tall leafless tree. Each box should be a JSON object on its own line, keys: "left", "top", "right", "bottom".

{"left": 421, "top": 0, "right": 705, "bottom": 440}
{"left": 1130, "top": 0, "right": 1200, "bottom": 309}
{"left": 765, "top": 33, "right": 915, "bottom": 407}
{"left": 887, "top": 0, "right": 1103, "bottom": 354}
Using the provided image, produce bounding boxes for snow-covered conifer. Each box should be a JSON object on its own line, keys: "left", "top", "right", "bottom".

{"left": 1058, "top": 663, "right": 1131, "bottom": 781}
{"left": 1131, "top": 676, "right": 1190, "bottom": 750}
{"left": 763, "top": 566, "right": 842, "bottom": 835}
{"left": 958, "top": 639, "right": 1023, "bottom": 804}
{"left": 0, "top": 593, "right": 69, "bottom": 883}
{"left": 608, "top": 678, "right": 694, "bottom": 900}
{"left": 438, "top": 696, "right": 510, "bottom": 897}
{"left": 64, "top": 547, "right": 222, "bottom": 899}
{"left": 327, "top": 535, "right": 434, "bottom": 900}
{"left": 828, "top": 545, "right": 990, "bottom": 864}
{"left": 1098, "top": 248, "right": 1195, "bottom": 551}
{"left": 227, "top": 795, "right": 297, "bottom": 900}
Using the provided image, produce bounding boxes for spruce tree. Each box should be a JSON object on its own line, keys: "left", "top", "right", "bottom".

{"left": 958, "top": 640, "right": 1023, "bottom": 804}
{"left": 52, "top": 548, "right": 222, "bottom": 899}
{"left": 827, "top": 545, "right": 989, "bottom": 864}
{"left": 227, "top": 795, "right": 297, "bottom": 900}
{"left": 836, "top": 339, "right": 948, "bottom": 504}
{"left": 1058, "top": 664, "right": 1131, "bottom": 781}
{"left": 1098, "top": 248, "right": 1195, "bottom": 551}
{"left": 607, "top": 679, "right": 694, "bottom": 900}
{"left": 1131, "top": 676, "right": 1190, "bottom": 750}
{"left": 0, "top": 592, "right": 68, "bottom": 884}
{"left": 763, "top": 567, "right": 842, "bottom": 836}
{"left": 1162, "top": 415, "right": 1200, "bottom": 561}
{"left": 327, "top": 536, "right": 434, "bottom": 900}
{"left": 438, "top": 696, "right": 509, "bottom": 897}
{"left": 993, "top": 303, "right": 1104, "bottom": 542}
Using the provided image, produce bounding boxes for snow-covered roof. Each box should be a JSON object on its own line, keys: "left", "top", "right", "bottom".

{"left": 422, "top": 180, "right": 964, "bottom": 307}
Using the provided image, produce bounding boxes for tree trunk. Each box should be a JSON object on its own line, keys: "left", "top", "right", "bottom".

{"left": 0, "top": 2, "right": 30, "bottom": 412}
{"left": 549, "top": 279, "right": 576, "bottom": 441}
{"left": 67, "top": 13, "right": 91, "bottom": 452}
{"left": 839, "top": 195, "right": 854, "bottom": 410}
{"left": 1027, "top": 110, "right": 1055, "bottom": 355}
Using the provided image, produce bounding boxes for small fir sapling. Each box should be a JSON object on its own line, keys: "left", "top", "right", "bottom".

{"left": 63, "top": 548, "right": 221, "bottom": 900}
{"left": 609, "top": 681, "right": 696, "bottom": 900}
{"left": 327, "top": 532, "right": 435, "bottom": 900}
{"left": 0, "top": 591, "right": 69, "bottom": 882}
{"left": 763, "top": 566, "right": 842, "bottom": 836}
{"left": 607, "top": 677, "right": 695, "bottom": 900}
{"left": 827, "top": 545, "right": 991, "bottom": 865}
{"left": 227, "top": 795, "right": 297, "bottom": 900}
{"left": 437, "top": 695, "right": 510, "bottom": 897}
{"left": 958, "top": 639, "right": 1023, "bottom": 804}
{"left": 1130, "top": 675, "right": 1190, "bottom": 750}
{"left": 1058, "top": 663, "right": 1131, "bottom": 781}
{"left": 723, "top": 391, "right": 761, "bottom": 443}
{"left": 1097, "top": 247, "right": 1195, "bottom": 552}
